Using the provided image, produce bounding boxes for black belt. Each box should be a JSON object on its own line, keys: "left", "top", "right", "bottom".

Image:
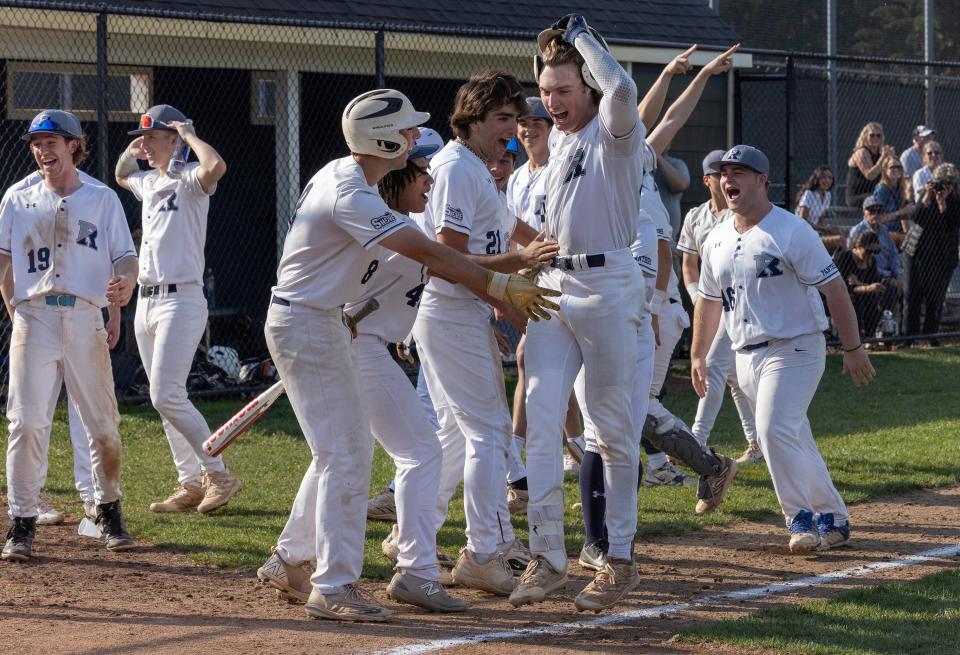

{"left": 271, "top": 295, "right": 290, "bottom": 306}
{"left": 552, "top": 254, "right": 606, "bottom": 271}
{"left": 742, "top": 341, "right": 769, "bottom": 352}
{"left": 140, "top": 284, "right": 177, "bottom": 298}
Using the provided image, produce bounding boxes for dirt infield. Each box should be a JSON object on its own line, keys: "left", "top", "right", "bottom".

{"left": 1, "top": 485, "right": 957, "bottom": 655}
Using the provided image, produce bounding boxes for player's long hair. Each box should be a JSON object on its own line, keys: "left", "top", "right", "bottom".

{"left": 378, "top": 160, "right": 421, "bottom": 210}
{"left": 450, "top": 70, "right": 527, "bottom": 141}
{"left": 852, "top": 122, "right": 885, "bottom": 154}
{"left": 795, "top": 165, "right": 833, "bottom": 208}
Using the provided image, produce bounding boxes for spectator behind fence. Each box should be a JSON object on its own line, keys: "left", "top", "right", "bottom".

{"left": 900, "top": 125, "right": 936, "bottom": 178}
{"left": 834, "top": 230, "right": 898, "bottom": 338}
{"left": 846, "top": 121, "right": 896, "bottom": 208}
{"left": 848, "top": 195, "right": 903, "bottom": 289}
{"left": 871, "top": 154, "right": 916, "bottom": 247}
{"left": 653, "top": 144, "right": 690, "bottom": 240}
{"left": 795, "top": 165, "right": 845, "bottom": 251}
{"left": 902, "top": 162, "right": 960, "bottom": 340}
{"left": 912, "top": 140, "right": 944, "bottom": 202}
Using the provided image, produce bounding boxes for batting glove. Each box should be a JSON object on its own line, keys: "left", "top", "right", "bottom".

{"left": 486, "top": 271, "right": 561, "bottom": 322}
{"left": 561, "top": 13, "right": 590, "bottom": 45}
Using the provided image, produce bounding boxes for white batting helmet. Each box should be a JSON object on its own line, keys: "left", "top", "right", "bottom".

{"left": 342, "top": 89, "right": 430, "bottom": 159}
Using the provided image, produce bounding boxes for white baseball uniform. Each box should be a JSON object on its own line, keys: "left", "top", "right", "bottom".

{"left": 343, "top": 215, "right": 444, "bottom": 581}
{"left": 506, "top": 159, "right": 549, "bottom": 231}
{"left": 125, "top": 162, "right": 224, "bottom": 484}
{"left": 0, "top": 174, "right": 136, "bottom": 517}
{"left": 268, "top": 155, "right": 409, "bottom": 593}
{"left": 678, "top": 200, "right": 757, "bottom": 447}
{"left": 524, "top": 43, "right": 647, "bottom": 568}
{"left": 410, "top": 140, "right": 517, "bottom": 557}
{"left": 698, "top": 205, "right": 848, "bottom": 524}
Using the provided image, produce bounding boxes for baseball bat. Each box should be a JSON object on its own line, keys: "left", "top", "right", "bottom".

{"left": 201, "top": 298, "right": 382, "bottom": 457}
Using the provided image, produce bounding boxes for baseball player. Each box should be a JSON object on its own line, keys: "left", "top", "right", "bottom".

{"left": 693, "top": 145, "right": 875, "bottom": 553}
{"left": 1, "top": 110, "right": 138, "bottom": 561}
{"left": 512, "top": 14, "right": 648, "bottom": 612}
{"left": 115, "top": 104, "right": 240, "bottom": 514}
{"left": 680, "top": 152, "right": 760, "bottom": 463}
{"left": 412, "top": 70, "right": 561, "bottom": 597}
{"left": 259, "top": 88, "right": 557, "bottom": 622}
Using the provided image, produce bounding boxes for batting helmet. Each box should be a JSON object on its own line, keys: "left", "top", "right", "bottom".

{"left": 534, "top": 14, "right": 609, "bottom": 93}
{"left": 342, "top": 89, "right": 430, "bottom": 159}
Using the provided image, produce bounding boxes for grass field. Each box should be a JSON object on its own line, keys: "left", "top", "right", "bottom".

{"left": 680, "top": 569, "right": 960, "bottom": 655}
{"left": 7, "top": 345, "right": 960, "bottom": 580}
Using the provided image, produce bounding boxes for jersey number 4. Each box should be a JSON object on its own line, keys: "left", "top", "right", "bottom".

{"left": 27, "top": 247, "right": 50, "bottom": 273}
{"left": 405, "top": 283, "right": 425, "bottom": 307}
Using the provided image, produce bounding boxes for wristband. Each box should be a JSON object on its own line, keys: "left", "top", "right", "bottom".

{"left": 843, "top": 344, "right": 864, "bottom": 353}
{"left": 685, "top": 282, "right": 699, "bottom": 303}
{"left": 115, "top": 149, "right": 139, "bottom": 179}
{"left": 486, "top": 271, "right": 509, "bottom": 301}
{"left": 649, "top": 289, "right": 667, "bottom": 315}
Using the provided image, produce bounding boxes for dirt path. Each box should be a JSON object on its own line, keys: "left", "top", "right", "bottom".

{"left": 1, "top": 485, "right": 957, "bottom": 655}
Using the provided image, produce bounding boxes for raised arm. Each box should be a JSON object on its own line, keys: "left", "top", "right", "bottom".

{"left": 168, "top": 121, "right": 227, "bottom": 193}
{"left": 637, "top": 45, "right": 697, "bottom": 130}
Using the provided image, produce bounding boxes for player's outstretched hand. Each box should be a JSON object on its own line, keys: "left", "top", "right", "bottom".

{"left": 691, "top": 355, "right": 709, "bottom": 398}
{"left": 519, "top": 230, "right": 560, "bottom": 269}
{"left": 486, "top": 270, "right": 560, "bottom": 322}
{"left": 842, "top": 346, "right": 875, "bottom": 387}
{"left": 666, "top": 45, "right": 698, "bottom": 75}
{"left": 702, "top": 44, "right": 740, "bottom": 76}
{"left": 167, "top": 120, "right": 196, "bottom": 140}
{"left": 106, "top": 275, "right": 134, "bottom": 307}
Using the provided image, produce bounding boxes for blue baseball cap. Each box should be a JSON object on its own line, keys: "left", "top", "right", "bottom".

{"left": 710, "top": 145, "right": 770, "bottom": 175}
{"left": 506, "top": 137, "right": 522, "bottom": 157}
{"left": 408, "top": 127, "right": 443, "bottom": 160}
{"left": 862, "top": 195, "right": 884, "bottom": 211}
{"left": 702, "top": 149, "right": 727, "bottom": 176}
{"left": 22, "top": 110, "right": 83, "bottom": 141}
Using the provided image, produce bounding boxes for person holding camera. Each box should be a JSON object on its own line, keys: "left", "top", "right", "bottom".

{"left": 902, "top": 163, "right": 960, "bottom": 340}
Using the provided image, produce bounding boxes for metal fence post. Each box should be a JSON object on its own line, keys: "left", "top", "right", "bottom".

{"left": 924, "top": 0, "right": 935, "bottom": 126}
{"left": 785, "top": 56, "right": 795, "bottom": 207}
{"left": 375, "top": 27, "right": 385, "bottom": 88}
{"left": 96, "top": 8, "right": 109, "bottom": 183}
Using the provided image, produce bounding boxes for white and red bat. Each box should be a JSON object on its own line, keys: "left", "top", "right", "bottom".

{"left": 203, "top": 380, "right": 285, "bottom": 457}
{"left": 202, "top": 298, "right": 380, "bottom": 457}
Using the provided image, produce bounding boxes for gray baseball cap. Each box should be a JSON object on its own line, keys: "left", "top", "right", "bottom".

{"left": 710, "top": 145, "right": 770, "bottom": 175}
{"left": 21, "top": 110, "right": 83, "bottom": 141}
{"left": 862, "top": 194, "right": 883, "bottom": 211}
{"left": 702, "top": 149, "right": 726, "bottom": 176}
{"left": 524, "top": 97, "right": 552, "bottom": 122}
{"left": 128, "top": 104, "right": 187, "bottom": 135}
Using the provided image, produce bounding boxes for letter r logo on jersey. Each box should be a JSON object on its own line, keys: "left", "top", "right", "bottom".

{"left": 76, "top": 220, "right": 98, "bottom": 250}
{"left": 754, "top": 253, "right": 783, "bottom": 278}
{"left": 160, "top": 191, "right": 179, "bottom": 213}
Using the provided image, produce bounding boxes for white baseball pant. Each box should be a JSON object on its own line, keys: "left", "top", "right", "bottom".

{"left": 67, "top": 396, "right": 95, "bottom": 502}
{"left": 524, "top": 249, "right": 644, "bottom": 569}
{"left": 134, "top": 284, "right": 225, "bottom": 484}
{"left": 735, "top": 332, "right": 848, "bottom": 524}
{"left": 353, "top": 334, "right": 442, "bottom": 580}
{"left": 412, "top": 300, "right": 515, "bottom": 555}
{"left": 6, "top": 299, "right": 121, "bottom": 517}
{"left": 266, "top": 301, "right": 373, "bottom": 594}
{"left": 691, "top": 323, "right": 757, "bottom": 447}
{"left": 416, "top": 366, "right": 440, "bottom": 433}
{"left": 647, "top": 300, "right": 689, "bottom": 424}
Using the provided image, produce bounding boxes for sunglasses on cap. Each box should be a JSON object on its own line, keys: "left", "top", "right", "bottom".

{"left": 138, "top": 114, "right": 171, "bottom": 130}
{"left": 31, "top": 116, "right": 63, "bottom": 132}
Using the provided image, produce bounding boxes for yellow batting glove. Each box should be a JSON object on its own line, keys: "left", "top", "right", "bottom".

{"left": 486, "top": 271, "right": 561, "bottom": 321}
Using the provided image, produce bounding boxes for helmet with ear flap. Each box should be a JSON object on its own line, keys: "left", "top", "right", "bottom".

{"left": 533, "top": 17, "right": 609, "bottom": 92}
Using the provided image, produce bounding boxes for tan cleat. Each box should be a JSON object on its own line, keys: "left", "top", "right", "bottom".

{"left": 366, "top": 487, "right": 397, "bottom": 521}
{"left": 736, "top": 441, "right": 764, "bottom": 464}
{"left": 305, "top": 584, "right": 392, "bottom": 622}
{"left": 789, "top": 531, "right": 820, "bottom": 553}
{"left": 507, "top": 486, "right": 529, "bottom": 515}
{"left": 386, "top": 571, "right": 468, "bottom": 612}
{"left": 257, "top": 548, "right": 315, "bottom": 603}
{"left": 695, "top": 456, "right": 738, "bottom": 514}
{"left": 381, "top": 523, "right": 400, "bottom": 563}
{"left": 574, "top": 558, "right": 640, "bottom": 613}
{"left": 509, "top": 556, "right": 568, "bottom": 607}
{"left": 451, "top": 548, "right": 516, "bottom": 596}
{"left": 197, "top": 470, "right": 241, "bottom": 514}
{"left": 149, "top": 481, "right": 204, "bottom": 513}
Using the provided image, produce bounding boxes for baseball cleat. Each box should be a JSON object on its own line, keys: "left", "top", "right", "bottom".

{"left": 788, "top": 510, "right": 819, "bottom": 553}
{"left": 695, "top": 456, "right": 738, "bottom": 514}
{"left": 36, "top": 495, "right": 65, "bottom": 526}
{"left": 815, "top": 513, "right": 852, "bottom": 551}
{"left": 451, "top": 548, "right": 516, "bottom": 596}
{"left": 258, "top": 548, "right": 315, "bottom": 603}
{"left": 82, "top": 499, "right": 97, "bottom": 522}
{"left": 2, "top": 517, "right": 37, "bottom": 562}
{"left": 500, "top": 538, "right": 532, "bottom": 576}
{"left": 149, "top": 481, "right": 204, "bottom": 513}
{"left": 574, "top": 558, "right": 640, "bottom": 612}
{"left": 509, "top": 556, "right": 569, "bottom": 607}
{"left": 381, "top": 523, "right": 400, "bottom": 563}
{"left": 197, "top": 470, "right": 242, "bottom": 514}
{"left": 507, "top": 485, "right": 529, "bottom": 515}
{"left": 386, "top": 571, "right": 468, "bottom": 613}
{"left": 366, "top": 487, "right": 397, "bottom": 522}
{"left": 96, "top": 500, "right": 135, "bottom": 551}
{"left": 642, "top": 462, "right": 696, "bottom": 487}
{"left": 305, "top": 584, "right": 392, "bottom": 622}
{"left": 736, "top": 442, "right": 764, "bottom": 464}
{"left": 578, "top": 541, "right": 608, "bottom": 572}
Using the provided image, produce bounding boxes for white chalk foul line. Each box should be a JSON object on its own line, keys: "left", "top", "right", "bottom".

{"left": 370, "top": 543, "right": 960, "bottom": 655}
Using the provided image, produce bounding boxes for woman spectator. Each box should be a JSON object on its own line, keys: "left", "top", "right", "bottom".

{"left": 834, "top": 230, "right": 898, "bottom": 338}
{"left": 845, "top": 121, "right": 896, "bottom": 208}
{"left": 796, "top": 166, "right": 845, "bottom": 251}
{"left": 872, "top": 154, "right": 916, "bottom": 247}
{"left": 902, "top": 162, "right": 960, "bottom": 341}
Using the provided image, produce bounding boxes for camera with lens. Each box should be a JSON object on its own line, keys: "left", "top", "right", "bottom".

{"left": 931, "top": 180, "right": 947, "bottom": 192}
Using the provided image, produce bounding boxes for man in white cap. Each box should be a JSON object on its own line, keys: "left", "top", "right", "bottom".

{"left": 900, "top": 125, "right": 935, "bottom": 178}
{"left": 261, "top": 88, "right": 558, "bottom": 622}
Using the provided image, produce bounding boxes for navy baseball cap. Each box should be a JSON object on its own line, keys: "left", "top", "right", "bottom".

{"left": 702, "top": 149, "right": 726, "bottom": 176}
{"left": 862, "top": 195, "right": 884, "bottom": 211}
{"left": 710, "top": 145, "right": 770, "bottom": 175}
{"left": 128, "top": 104, "right": 187, "bottom": 135}
{"left": 22, "top": 110, "right": 83, "bottom": 141}
{"left": 524, "top": 97, "right": 552, "bottom": 122}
